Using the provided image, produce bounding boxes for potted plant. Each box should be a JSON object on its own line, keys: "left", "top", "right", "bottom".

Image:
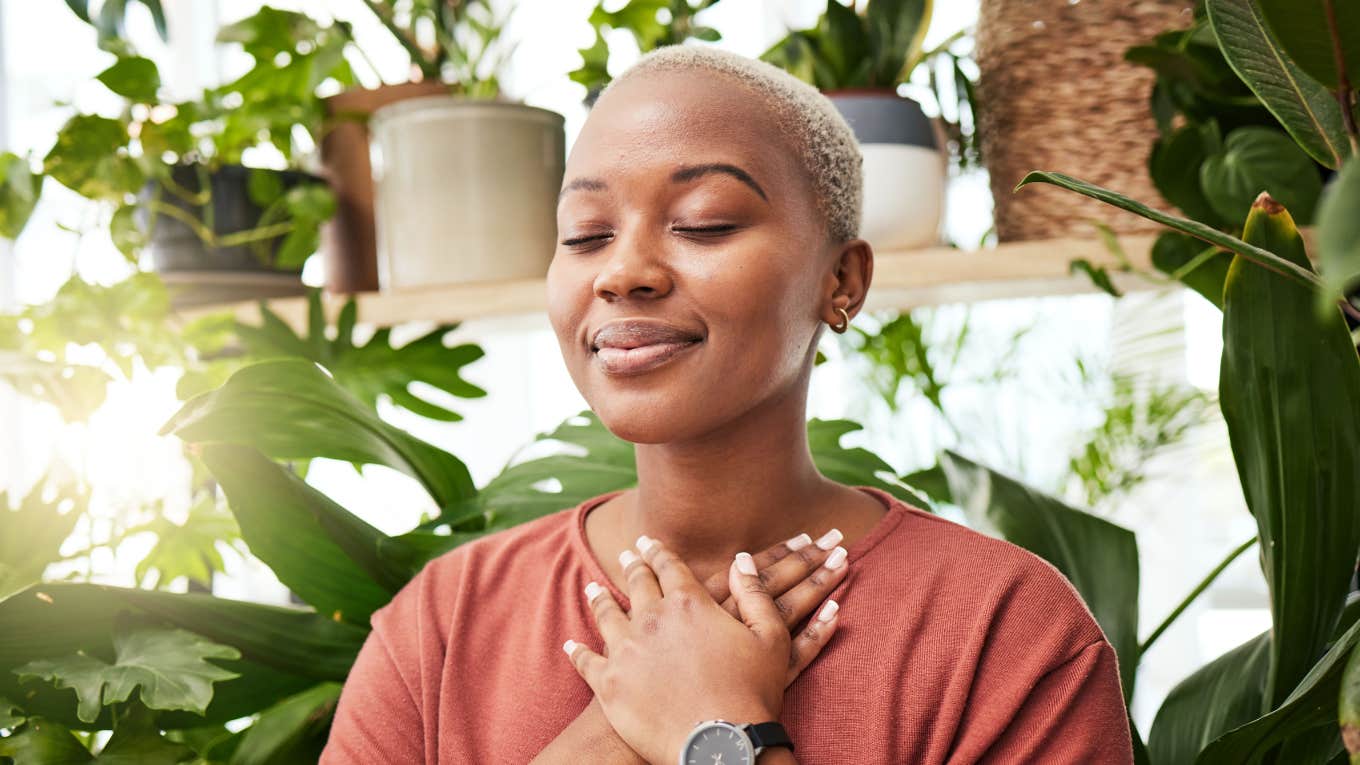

{"left": 569, "top": 0, "right": 726, "bottom": 106}
{"left": 37, "top": 9, "right": 348, "bottom": 305}
{"left": 762, "top": 0, "right": 945, "bottom": 251}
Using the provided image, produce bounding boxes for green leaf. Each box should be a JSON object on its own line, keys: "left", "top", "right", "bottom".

{"left": 228, "top": 682, "right": 340, "bottom": 765}
{"left": 15, "top": 619, "right": 241, "bottom": 724}
{"left": 1317, "top": 158, "right": 1360, "bottom": 313}
{"left": 1148, "top": 631, "right": 1270, "bottom": 764}
{"left": 939, "top": 449, "right": 1140, "bottom": 703}
{"left": 1069, "top": 258, "right": 1124, "bottom": 297}
{"left": 1206, "top": 0, "right": 1350, "bottom": 169}
{"left": 95, "top": 56, "right": 160, "bottom": 102}
{"left": 0, "top": 152, "right": 42, "bottom": 240}
{"left": 124, "top": 495, "right": 242, "bottom": 590}
{"left": 109, "top": 203, "right": 146, "bottom": 262}
{"left": 0, "top": 695, "right": 25, "bottom": 730}
{"left": 1151, "top": 231, "right": 1234, "bottom": 309}
{"left": 1200, "top": 127, "right": 1323, "bottom": 226}
{"left": 0, "top": 716, "right": 93, "bottom": 763}
{"left": 0, "top": 352, "right": 111, "bottom": 422}
{"left": 1221, "top": 194, "right": 1360, "bottom": 707}
{"left": 198, "top": 444, "right": 412, "bottom": 624}
{"left": 1016, "top": 171, "right": 1322, "bottom": 290}
{"left": 93, "top": 698, "right": 196, "bottom": 764}
{"left": 807, "top": 419, "right": 931, "bottom": 509}
{"left": 1150, "top": 121, "right": 1229, "bottom": 226}
{"left": 1, "top": 582, "right": 364, "bottom": 729}
{"left": 1257, "top": 0, "right": 1360, "bottom": 90}
{"left": 163, "top": 360, "right": 476, "bottom": 510}
{"left": 0, "top": 481, "right": 85, "bottom": 602}
{"left": 1198, "top": 616, "right": 1360, "bottom": 761}
{"left": 864, "top": 0, "right": 932, "bottom": 83}
{"left": 42, "top": 115, "right": 143, "bottom": 202}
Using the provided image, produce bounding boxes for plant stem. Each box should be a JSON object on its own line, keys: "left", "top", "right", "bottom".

{"left": 1140, "top": 536, "right": 1258, "bottom": 655}
{"left": 359, "top": 0, "right": 438, "bottom": 80}
{"left": 1323, "top": 0, "right": 1360, "bottom": 155}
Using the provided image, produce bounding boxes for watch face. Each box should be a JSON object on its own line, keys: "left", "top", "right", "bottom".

{"left": 682, "top": 721, "right": 754, "bottom": 765}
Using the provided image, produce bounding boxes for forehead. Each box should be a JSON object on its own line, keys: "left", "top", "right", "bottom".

{"left": 566, "top": 69, "right": 801, "bottom": 190}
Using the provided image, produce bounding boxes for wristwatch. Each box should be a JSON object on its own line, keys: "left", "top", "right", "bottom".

{"left": 677, "top": 719, "right": 794, "bottom": 764}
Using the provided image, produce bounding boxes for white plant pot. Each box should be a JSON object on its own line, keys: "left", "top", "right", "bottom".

{"left": 369, "top": 97, "right": 565, "bottom": 290}
{"left": 827, "top": 92, "right": 945, "bottom": 251}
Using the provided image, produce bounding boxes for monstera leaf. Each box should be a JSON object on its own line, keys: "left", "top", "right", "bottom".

{"left": 15, "top": 619, "right": 240, "bottom": 724}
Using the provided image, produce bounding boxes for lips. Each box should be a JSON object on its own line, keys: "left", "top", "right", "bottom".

{"left": 590, "top": 319, "right": 704, "bottom": 376}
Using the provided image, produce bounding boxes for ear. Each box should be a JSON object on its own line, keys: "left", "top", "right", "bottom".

{"left": 821, "top": 238, "right": 873, "bottom": 328}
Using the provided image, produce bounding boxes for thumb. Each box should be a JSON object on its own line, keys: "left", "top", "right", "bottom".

{"left": 729, "top": 551, "right": 784, "bottom": 642}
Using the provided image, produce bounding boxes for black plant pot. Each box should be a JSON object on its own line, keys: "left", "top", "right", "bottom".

{"left": 140, "top": 163, "right": 324, "bottom": 306}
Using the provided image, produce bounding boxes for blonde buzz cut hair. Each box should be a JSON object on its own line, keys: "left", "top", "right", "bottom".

{"left": 600, "top": 44, "right": 864, "bottom": 244}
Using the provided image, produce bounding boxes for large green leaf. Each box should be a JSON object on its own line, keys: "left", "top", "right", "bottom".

{"left": 1150, "top": 121, "right": 1230, "bottom": 226}
{"left": 1207, "top": 0, "right": 1350, "bottom": 169}
{"left": 1197, "top": 616, "right": 1360, "bottom": 761}
{"left": 41, "top": 115, "right": 142, "bottom": 203}
{"left": 198, "top": 444, "right": 410, "bottom": 625}
{"left": 0, "top": 481, "right": 85, "bottom": 602}
{"left": 1200, "top": 127, "right": 1323, "bottom": 226}
{"left": 15, "top": 620, "right": 240, "bottom": 724}
{"left": 1151, "top": 231, "right": 1233, "bottom": 309}
{"left": 1148, "top": 632, "right": 1271, "bottom": 764}
{"left": 1317, "top": 158, "right": 1360, "bottom": 313}
{"left": 164, "top": 359, "right": 475, "bottom": 510}
{"left": 808, "top": 419, "right": 931, "bottom": 509}
{"left": 0, "top": 582, "right": 365, "bottom": 730}
{"left": 228, "top": 682, "right": 340, "bottom": 765}
{"left": 938, "top": 449, "right": 1140, "bottom": 703}
{"left": 1221, "top": 194, "right": 1360, "bottom": 708}
{"left": 1016, "top": 171, "right": 1322, "bottom": 289}
{"left": 1257, "top": 0, "right": 1360, "bottom": 90}
{"left": 0, "top": 715, "right": 95, "bottom": 763}
{"left": 0, "top": 152, "right": 41, "bottom": 240}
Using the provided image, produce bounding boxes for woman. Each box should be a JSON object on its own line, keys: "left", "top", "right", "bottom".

{"left": 321, "top": 45, "right": 1133, "bottom": 764}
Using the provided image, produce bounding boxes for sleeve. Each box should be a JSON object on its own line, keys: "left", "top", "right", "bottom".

{"left": 973, "top": 639, "right": 1135, "bottom": 764}
{"left": 319, "top": 555, "right": 456, "bottom": 765}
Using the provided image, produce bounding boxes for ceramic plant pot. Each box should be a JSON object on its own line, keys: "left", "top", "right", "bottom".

{"left": 827, "top": 89, "right": 945, "bottom": 250}
{"left": 369, "top": 96, "right": 566, "bottom": 290}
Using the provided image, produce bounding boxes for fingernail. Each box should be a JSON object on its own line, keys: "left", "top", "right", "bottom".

{"left": 563, "top": 639, "right": 578, "bottom": 655}
{"left": 824, "top": 546, "right": 847, "bottom": 570}
{"left": 815, "top": 528, "right": 842, "bottom": 550}
{"left": 786, "top": 532, "right": 812, "bottom": 551}
{"left": 735, "top": 551, "right": 757, "bottom": 576}
{"left": 817, "top": 599, "right": 839, "bottom": 622}
{"left": 619, "top": 549, "right": 640, "bottom": 569}
{"left": 584, "top": 581, "right": 604, "bottom": 601}
{"left": 636, "top": 534, "right": 657, "bottom": 554}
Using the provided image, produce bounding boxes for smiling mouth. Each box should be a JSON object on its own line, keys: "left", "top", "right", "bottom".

{"left": 592, "top": 339, "right": 703, "bottom": 376}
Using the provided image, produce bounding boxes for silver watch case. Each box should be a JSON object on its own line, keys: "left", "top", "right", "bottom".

{"left": 677, "top": 719, "right": 758, "bottom": 765}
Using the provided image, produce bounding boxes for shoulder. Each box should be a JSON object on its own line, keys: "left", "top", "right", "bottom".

{"left": 865, "top": 490, "right": 1109, "bottom": 654}
{"left": 368, "top": 499, "right": 586, "bottom": 633}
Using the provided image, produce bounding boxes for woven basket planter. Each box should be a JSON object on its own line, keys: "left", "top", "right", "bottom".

{"left": 976, "top": 0, "right": 1194, "bottom": 241}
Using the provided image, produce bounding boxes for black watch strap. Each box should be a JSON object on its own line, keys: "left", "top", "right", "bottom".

{"left": 744, "top": 721, "right": 794, "bottom": 753}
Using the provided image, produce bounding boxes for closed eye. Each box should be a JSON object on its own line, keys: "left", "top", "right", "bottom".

{"left": 561, "top": 233, "right": 613, "bottom": 247}
{"left": 672, "top": 224, "right": 740, "bottom": 237}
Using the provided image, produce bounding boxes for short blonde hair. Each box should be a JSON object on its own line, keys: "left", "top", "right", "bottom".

{"left": 601, "top": 44, "right": 863, "bottom": 244}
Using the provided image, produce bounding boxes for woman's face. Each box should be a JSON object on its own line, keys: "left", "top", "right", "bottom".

{"left": 547, "top": 69, "right": 838, "bottom": 444}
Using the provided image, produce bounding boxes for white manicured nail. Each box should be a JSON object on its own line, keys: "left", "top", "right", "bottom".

{"left": 824, "top": 546, "right": 847, "bottom": 570}
{"left": 584, "top": 581, "right": 604, "bottom": 601}
{"left": 619, "top": 549, "right": 640, "bottom": 569}
{"left": 735, "top": 551, "right": 757, "bottom": 576}
{"left": 815, "top": 528, "right": 842, "bottom": 550}
{"left": 563, "top": 639, "right": 578, "bottom": 655}
{"left": 817, "top": 600, "right": 839, "bottom": 622}
{"left": 786, "top": 533, "right": 812, "bottom": 551}
{"left": 636, "top": 534, "right": 658, "bottom": 554}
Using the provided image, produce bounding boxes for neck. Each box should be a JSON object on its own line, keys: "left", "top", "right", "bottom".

{"left": 618, "top": 377, "right": 838, "bottom": 578}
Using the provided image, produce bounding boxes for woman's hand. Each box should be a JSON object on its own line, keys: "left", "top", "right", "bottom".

{"left": 563, "top": 535, "right": 843, "bottom": 765}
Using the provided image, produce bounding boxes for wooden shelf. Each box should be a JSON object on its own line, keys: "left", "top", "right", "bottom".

{"left": 178, "top": 235, "right": 1163, "bottom": 329}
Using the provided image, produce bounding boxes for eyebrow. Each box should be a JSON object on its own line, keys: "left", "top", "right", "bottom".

{"left": 557, "top": 162, "right": 769, "bottom": 203}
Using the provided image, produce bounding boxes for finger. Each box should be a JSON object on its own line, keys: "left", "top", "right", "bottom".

{"left": 584, "top": 580, "right": 629, "bottom": 645}
{"left": 702, "top": 532, "right": 807, "bottom": 604}
{"left": 763, "top": 544, "right": 849, "bottom": 628}
{"left": 618, "top": 547, "right": 661, "bottom": 609}
{"left": 563, "top": 638, "right": 607, "bottom": 692}
{"left": 637, "top": 535, "right": 704, "bottom": 599}
{"left": 719, "top": 535, "right": 847, "bottom": 626}
{"left": 785, "top": 598, "right": 840, "bottom": 688}
{"left": 729, "top": 551, "right": 786, "bottom": 643}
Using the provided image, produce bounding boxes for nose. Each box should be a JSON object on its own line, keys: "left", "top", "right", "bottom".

{"left": 591, "top": 232, "right": 673, "bottom": 302}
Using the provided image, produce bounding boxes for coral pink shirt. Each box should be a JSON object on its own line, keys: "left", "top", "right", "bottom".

{"left": 321, "top": 486, "right": 1134, "bottom": 764}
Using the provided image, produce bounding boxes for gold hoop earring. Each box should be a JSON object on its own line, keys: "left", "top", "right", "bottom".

{"left": 831, "top": 306, "right": 850, "bottom": 333}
